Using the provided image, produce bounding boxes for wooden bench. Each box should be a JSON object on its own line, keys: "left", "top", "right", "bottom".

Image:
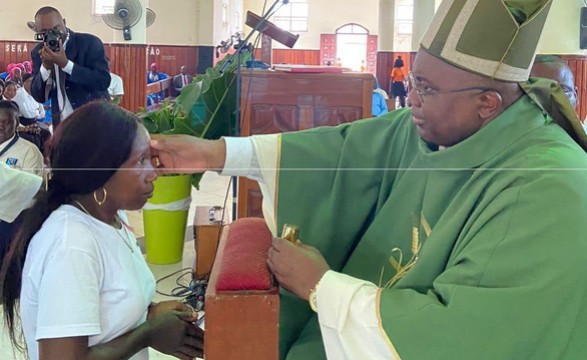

{"left": 146, "top": 78, "right": 174, "bottom": 109}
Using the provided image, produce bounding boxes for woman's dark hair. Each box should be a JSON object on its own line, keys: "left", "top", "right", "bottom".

{"left": 4, "top": 80, "right": 17, "bottom": 89}
{"left": 0, "top": 99, "right": 20, "bottom": 119}
{"left": 0, "top": 100, "right": 140, "bottom": 351}
{"left": 21, "top": 73, "right": 33, "bottom": 83}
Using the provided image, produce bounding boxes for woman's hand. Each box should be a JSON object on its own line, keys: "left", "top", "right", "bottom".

{"left": 150, "top": 135, "right": 226, "bottom": 175}
{"left": 267, "top": 237, "right": 330, "bottom": 300}
{"left": 148, "top": 300, "right": 195, "bottom": 321}
{"left": 146, "top": 310, "right": 204, "bottom": 360}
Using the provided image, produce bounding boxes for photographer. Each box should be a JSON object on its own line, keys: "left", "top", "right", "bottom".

{"left": 30, "top": 6, "right": 110, "bottom": 128}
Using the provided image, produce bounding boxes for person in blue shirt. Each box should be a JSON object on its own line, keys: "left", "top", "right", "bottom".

{"left": 372, "top": 78, "right": 388, "bottom": 117}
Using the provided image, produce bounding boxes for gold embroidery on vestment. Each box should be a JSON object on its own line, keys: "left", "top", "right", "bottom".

{"left": 380, "top": 212, "right": 431, "bottom": 288}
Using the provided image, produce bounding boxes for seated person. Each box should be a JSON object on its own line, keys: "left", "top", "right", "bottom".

{"left": 14, "top": 74, "right": 47, "bottom": 122}
{"left": 0, "top": 63, "right": 14, "bottom": 81}
{"left": 23, "top": 60, "right": 32, "bottom": 74}
{"left": 9, "top": 67, "right": 23, "bottom": 87}
{"left": 172, "top": 65, "right": 193, "bottom": 95}
{"left": 372, "top": 78, "right": 388, "bottom": 117}
{"left": 3, "top": 80, "right": 49, "bottom": 153}
{"left": 147, "top": 62, "right": 168, "bottom": 84}
{"left": 0, "top": 100, "right": 44, "bottom": 176}
{"left": 2, "top": 80, "right": 17, "bottom": 101}
{"left": 106, "top": 56, "right": 124, "bottom": 105}
{"left": 146, "top": 63, "right": 169, "bottom": 105}
{"left": 108, "top": 72, "right": 124, "bottom": 105}
{"left": 0, "top": 162, "right": 42, "bottom": 269}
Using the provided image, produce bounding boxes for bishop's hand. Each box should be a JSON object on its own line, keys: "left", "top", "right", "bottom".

{"left": 267, "top": 237, "right": 330, "bottom": 301}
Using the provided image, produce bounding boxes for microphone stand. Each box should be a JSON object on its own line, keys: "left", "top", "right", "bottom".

{"left": 219, "top": 0, "right": 285, "bottom": 221}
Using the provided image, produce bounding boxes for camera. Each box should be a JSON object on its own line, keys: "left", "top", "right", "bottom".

{"left": 34, "top": 29, "right": 62, "bottom": 51}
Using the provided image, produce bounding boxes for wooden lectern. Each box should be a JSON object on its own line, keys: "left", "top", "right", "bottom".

{"left": 238, "top": 69, "right": 374, "bottom": 218}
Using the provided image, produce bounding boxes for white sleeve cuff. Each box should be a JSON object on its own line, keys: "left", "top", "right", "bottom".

{"left": 220, "top": 137, "right": 262, "bottom": 181}
{"left": 40, "top": 66, "right": 51, "bottom": 81}
{"left": 316, "top": 270, "right": 398, "bottom": 359}
{"left": 316, "top": 270, "right": 379, "bottom": 328}
{"left": 62, "top": 60, "right": 74, "bottom": 75}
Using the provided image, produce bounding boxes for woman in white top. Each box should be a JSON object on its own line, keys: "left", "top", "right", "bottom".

{"left": 0, "top": 101, "right": 203, "bottom": 360}
{"left": 2, "top": 80, "right": 48, "bottom": 153}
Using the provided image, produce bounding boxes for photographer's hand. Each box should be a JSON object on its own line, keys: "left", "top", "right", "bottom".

{"left": 52, "top": 39, "right": 68, "bottom": 68}
{"left": 40, "top": 40, "right": 68, "bottom": 69}
{"left": 38, "top": 47, "right": 54, "bottom": 70}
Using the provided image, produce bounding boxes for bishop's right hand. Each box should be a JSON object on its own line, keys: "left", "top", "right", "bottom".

{"left": 150, "top": 135, "right": 226, "bottom": 175}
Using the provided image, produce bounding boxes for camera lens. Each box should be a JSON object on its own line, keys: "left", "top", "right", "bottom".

{"left": 44, "top": 29, "right": 61, "bottom": 51}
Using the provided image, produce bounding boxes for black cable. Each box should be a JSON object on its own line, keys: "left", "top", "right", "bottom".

{"left": 155, "top": 267, "right": 193, "bottom": 297}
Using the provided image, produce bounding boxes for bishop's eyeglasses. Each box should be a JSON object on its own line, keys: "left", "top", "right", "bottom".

{"left": 407, "top": 71, "right": 496, "bottom": 104}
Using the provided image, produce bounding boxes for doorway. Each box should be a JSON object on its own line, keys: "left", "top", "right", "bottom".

{"left": 336, "top": 23, "right": 368, "bottom": 72}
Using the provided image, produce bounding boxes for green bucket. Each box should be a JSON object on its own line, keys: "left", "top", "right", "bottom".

{"left": 143, "top": 174, "right": 192, "bottom": 264}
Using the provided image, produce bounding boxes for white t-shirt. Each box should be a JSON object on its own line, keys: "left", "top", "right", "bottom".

{"left": 11, "top": 87, "right": 45, "bottom": 120}
{"left": 108, "top": 73, "right": 125, "bottom": 97}
{"left": 0, "top": 162, "right": 41, "bottom": 222}
{"left": 0, "top": 135, "right": 44, "bottom": 176}
{"left": 20, "top": 205, "right": 156, "bottom": 360}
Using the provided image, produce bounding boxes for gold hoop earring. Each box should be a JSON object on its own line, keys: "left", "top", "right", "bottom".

{"left": 94, "top": 188, "right": 108, "bottom": 206}
{"left": 43, "top": 171, "right": 52, "bottom": 192}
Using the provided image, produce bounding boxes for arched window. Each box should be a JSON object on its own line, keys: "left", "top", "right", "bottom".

{"left": 336, "top": 23, "right": 369, "bottom": 35}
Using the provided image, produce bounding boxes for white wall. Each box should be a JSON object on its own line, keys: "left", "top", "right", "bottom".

{"left": 537, "top": 0, "right": 585, "bottom": 55}
{"left": 243, "top": 0, "right": 380, "bottom": 49}
{"left": 0, "top": 0, "right": 582, "bottom": 54}
{"left": 147, "top": 0, "right": 200, "bottom": 45}
{"left": 0, "top": 0, "right": 231, "bottom": 46}
{"left": 0, "top": 0, "right": 115, "bottom": 42}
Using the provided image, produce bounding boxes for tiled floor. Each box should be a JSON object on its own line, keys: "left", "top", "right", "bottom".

{"left": 0, "top": 172, "right": 233, "bottom": 359}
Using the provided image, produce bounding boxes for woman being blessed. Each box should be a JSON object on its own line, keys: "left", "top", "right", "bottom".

{"left": 0, "top": 101, "right": 203, "bottom": 360}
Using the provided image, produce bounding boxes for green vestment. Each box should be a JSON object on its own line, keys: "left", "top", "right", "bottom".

{"left": 275, "top": 95, "right": 587, "bottom": 359}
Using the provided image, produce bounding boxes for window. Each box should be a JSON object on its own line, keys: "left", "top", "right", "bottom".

{"left": 274, "top": 0, "right": 308, "bottom": 32}
{"left": 93, "top": 0, "right": 115, "bottom": 15}
{"left": 396, "top": 2, "right": 414, "bottom": 35}
{"left": 394, "top": 0, "right": 413, "bottom": 51}
{"left": 336, "top": 23, "right": 368, "bottom": 35}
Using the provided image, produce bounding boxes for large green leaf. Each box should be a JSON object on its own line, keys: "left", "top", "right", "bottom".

{"left": 140, "top": 52, "right": 252, "bottom": 188}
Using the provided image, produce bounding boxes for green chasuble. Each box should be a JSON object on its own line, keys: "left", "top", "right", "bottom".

{"left": 275, "top": 94, "right": 587, "bottom": 360}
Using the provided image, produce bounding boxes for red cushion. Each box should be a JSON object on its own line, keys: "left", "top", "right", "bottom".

{"left": 216, "top": 218, "right": 273, "bottom": 291}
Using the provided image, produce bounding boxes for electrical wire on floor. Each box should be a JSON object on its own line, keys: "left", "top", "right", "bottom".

{"left": 156, "top": 267, "right": 208, "bottom": 312}
{"left": 155, "top": 175, "right": 235, "bottom": 320}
